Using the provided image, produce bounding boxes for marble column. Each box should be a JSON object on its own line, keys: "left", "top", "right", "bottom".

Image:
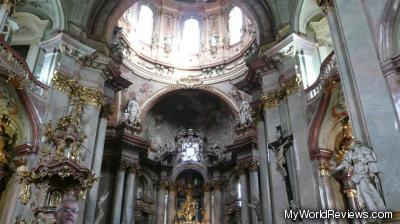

{"left": 325, "top": 0, "right": 400, "bottom": 210}
{"left": 314, "top": 150, "right": 338, "bottom": 224}
{"left": 156, "top": 181, "right": 168, "bottom": 224}
{"left": 247, "top": 161, "right": 261, "bottom": 224}
{"left": 285, "top": 88, "right": 320, "bottom": 210}
{"left": 238, "top": 168, "right": 249, "bottom": 224}
{"left": 256, "top": 119, "right": 273, "bottom": 224}
{"left": 213, "top": 182, "right": 222, "bottom": 224}
{"left": 203, "top": 184, "right": 211, "bottom": 224}
{"left": 122, "top": 165, "right": 137, "bottom": 224}
{"left": 167, "top": 185, "right": 176, "bottom": 224}
{"left": 110, "top": 163, "right": 127, "bottom": 224}
{"left": 84, "top": 116, "right": 108, "bottom": 224}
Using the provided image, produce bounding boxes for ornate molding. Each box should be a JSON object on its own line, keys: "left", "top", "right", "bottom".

{"left": 174, "top": 76, "right": 210, "bottom": 89}
{"left": 245, "top": 160, "right": 259, "bottom": 171}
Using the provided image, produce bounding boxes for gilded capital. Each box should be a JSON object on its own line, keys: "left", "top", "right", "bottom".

{"left": 119, "top": 160, "right": 130, "bottom": 171}
{"left": 203, "top": 183, "right": 211, "bottom": 192}
{"left": 160, "top": 180, "right": 170, "bottom": 190}
{"left": 246, "top": 160, "right": 259, "bottom": 171}
{"left": 319, "top": 160, "right": 331, "bottom": 176}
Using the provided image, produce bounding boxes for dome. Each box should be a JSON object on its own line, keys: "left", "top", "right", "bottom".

{"left": 117, "top": 0, "right": 257, "bottom": 83}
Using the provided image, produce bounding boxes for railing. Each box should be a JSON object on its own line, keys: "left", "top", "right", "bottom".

{"left": 305, "top": 51, "right": 337, "bottom": 101}
{"left": 0, "top": 36, "right": 49, "bottom": 97}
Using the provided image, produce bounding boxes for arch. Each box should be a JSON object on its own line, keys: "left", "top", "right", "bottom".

{"left": 170, "top": 163, "right": 209, "bottom": 183}
{"left": 291, "top": 0, "right": 323, "bottom": 34}
{"left": 138, "top": 86, "right": 239, "bottom": 122}
{"left": 378, "top": 0, "right": 400, "bottom": 61}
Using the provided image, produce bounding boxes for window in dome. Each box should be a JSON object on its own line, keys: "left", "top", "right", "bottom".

{"left": 181, "top": 18, "right": 200, "bottom": 54}
{"left": 137, "top": 5, "right": 153, "bottom": 44}
{"left": 229, "top": 7, "right": 243, "bottom": 45}
{"left": 237, "top": 182, "right": 242, "bottom": 206}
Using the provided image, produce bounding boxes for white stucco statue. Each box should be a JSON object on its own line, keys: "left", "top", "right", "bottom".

{"left": 239, "top": 100, "right": 253, "bottom": 125}
{"left": 126, "top": 98, "right": 140, "bottom": 124}
{"left": 334, "top": 140, "right": 386, "bottom": 211}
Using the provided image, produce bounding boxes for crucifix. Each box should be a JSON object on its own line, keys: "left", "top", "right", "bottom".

{"left": 268, "top": 126, "right": 294, "bottom": 204}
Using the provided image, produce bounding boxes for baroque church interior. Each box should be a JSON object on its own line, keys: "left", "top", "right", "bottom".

{"left": 0, "top": 0, "right": 400, "bottom": 223}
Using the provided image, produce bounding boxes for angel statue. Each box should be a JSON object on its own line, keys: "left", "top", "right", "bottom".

{"left": 333, "top": 140, "right": 386, "bottom": 211}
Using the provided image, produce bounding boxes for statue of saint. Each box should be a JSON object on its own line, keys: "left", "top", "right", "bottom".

{"left": 125, "top": 98, "right": 140, "bottom": 125}
{"left": 239, "top": 100, "right": 253, "bottom": 126}
{"left": 334, "top": 140, "right": 386, "bottom": 211}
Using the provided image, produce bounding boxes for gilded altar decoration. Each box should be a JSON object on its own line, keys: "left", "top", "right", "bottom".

{"left": 175, "top": 185, "right": 201, "bottom": 224}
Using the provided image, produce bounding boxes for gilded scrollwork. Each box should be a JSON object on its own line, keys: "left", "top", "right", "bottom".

{"left": 52, "top": 71, "right": 105, "bottom": 108}
{"left": 260, "top": 74, "right": 303, "bottom": 109}
{"left": 175, "top": 76, "right": 210, "bottom": 89}
{"left": 281, "top": 74, "right": 303, "bottom": 96}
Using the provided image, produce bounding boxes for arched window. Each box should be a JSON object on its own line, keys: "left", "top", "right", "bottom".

{"left": 181, "top": 18, "right": 200, "bottom": 54}
{"left": 229, "top": 7, "right": 243, "bottom": 45}
{"left": 237, "top": 182, "right": 242, "bottom": 206}
{"left": 137, "top": 5, "right": 153, "bottom": 44}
